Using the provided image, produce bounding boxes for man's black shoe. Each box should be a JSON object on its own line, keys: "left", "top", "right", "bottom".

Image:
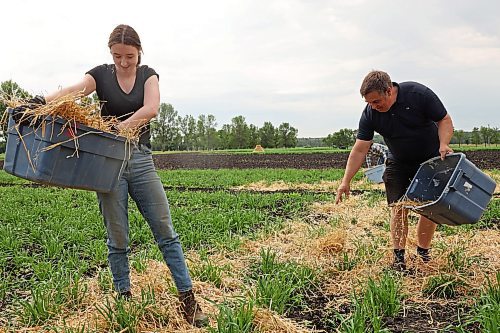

{"left": 417, "top": 246, "right": 431, "bottom": 263}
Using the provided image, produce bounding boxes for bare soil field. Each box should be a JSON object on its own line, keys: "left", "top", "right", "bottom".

{"left": 151, "top": 150, "right": 500, "bottom": 170}
{"left": 1, "top": 150, "right": 498, "bottom": 170}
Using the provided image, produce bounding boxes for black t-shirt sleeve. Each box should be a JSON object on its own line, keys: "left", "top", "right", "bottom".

{"left": 86, "top": 64, "right": 106, "bottom": 82}
{"left": 356, "top": 106, "right": 375, "bottom": 141}
{"left": 422, "top": 87, "right": 447, "bottom": 122}
{"left": 143, "top": 66, "right": 159, "bottom": 82}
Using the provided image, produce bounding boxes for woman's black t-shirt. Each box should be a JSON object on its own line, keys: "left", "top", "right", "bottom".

{"left": 357, "top": 82, "right": 447, "bottom": 164}
{"left": 86, "top": 64, "right": 158, "bottom": 145}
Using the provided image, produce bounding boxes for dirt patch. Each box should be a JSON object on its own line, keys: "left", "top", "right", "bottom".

{"left": 287, "top": 290, "right": 478, "bottom": 333}
{"left": 382, "top": 301, "right": 478, "bottom": 333}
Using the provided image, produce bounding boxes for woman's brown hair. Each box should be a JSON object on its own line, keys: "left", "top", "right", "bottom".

{"left": 108, "top": 24, "right": 143, "bottom": 65}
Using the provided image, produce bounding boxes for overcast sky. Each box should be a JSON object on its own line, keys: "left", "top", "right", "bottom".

{"left": 2, "top": 0, "right": 499, "bottom": 137}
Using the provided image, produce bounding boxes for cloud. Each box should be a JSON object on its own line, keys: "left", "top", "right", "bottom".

{"left": 1, "top": 0, "right": 498, "bottom": 137}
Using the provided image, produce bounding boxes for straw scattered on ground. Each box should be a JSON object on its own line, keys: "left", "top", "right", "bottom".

{"left": 2, "top": 177, "right": 498, "bottom": 332}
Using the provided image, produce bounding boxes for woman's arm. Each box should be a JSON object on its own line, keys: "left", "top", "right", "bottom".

{"left": 118, "top": 75, "right": 160, "bottom": 130}
{"left": 44, "top": 74, "right": 97, "bottom": 103}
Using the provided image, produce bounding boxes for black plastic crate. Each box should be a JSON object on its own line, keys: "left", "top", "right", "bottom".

{"left": 405, "top": 153, "right": 496, "bottom": 226}
{"left": 3, "top": 108, "right": 129, "bottom": 193}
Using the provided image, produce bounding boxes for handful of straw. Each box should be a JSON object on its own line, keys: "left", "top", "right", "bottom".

{"left": 3, "top": 92, "right": 141, "bottom": 141}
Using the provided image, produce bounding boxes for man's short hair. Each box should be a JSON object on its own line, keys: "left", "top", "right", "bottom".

{"left": 360, "top": 70, "right": 392, "bottom": 97}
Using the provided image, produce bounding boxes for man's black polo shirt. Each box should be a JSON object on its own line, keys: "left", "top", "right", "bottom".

{"left": 357, "top": 82, "right": 447, "bottom": 164}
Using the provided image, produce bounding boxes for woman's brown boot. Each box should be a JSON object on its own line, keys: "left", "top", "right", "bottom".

{"left": 179, "top": 290, "right": 209, "bottom": 327}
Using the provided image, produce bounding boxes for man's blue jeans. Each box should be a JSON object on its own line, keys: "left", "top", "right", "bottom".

{"left": 97, "top": 144, "right": 193, "bottom": 293}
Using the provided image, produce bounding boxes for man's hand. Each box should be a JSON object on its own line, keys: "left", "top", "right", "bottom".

{"left": 335, "top": 182, "right": 350, "bottom": 204}
{"left": 439, "top": 144, "right": 453, "bottom": 160}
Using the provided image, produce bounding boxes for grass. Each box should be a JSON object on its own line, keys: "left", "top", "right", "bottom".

{"left": 451, "top": 144, "right": 500, "bottom": 151}
{"left": 335, "top": 271, "right": 404, "bottom": 333}
{"left": 475, "top": 272, "right": 500, "bottom": 333}
{"left": 157, "top": 168, "right": 349, "bottom": 188}
{"left": 251, "top": 248, "right": 318, "bottom": 315}
{"left": 208, "top": 299, "right": 255, "bottom": 333}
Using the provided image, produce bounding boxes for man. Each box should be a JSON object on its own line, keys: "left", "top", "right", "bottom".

{"left": 336, "top": 70, "right": 454, "bottom": 271}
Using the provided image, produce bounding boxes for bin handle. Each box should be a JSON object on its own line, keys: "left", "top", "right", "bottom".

{"left": 449, "top": 169, "right": 464, "bottom": 191}
{"left": 408, "top": 179, "right": 419, "bottom": 194}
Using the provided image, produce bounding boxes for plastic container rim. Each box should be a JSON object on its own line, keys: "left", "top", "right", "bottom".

{"left": 6, "top": 107, "right": 128, "bottom": 143}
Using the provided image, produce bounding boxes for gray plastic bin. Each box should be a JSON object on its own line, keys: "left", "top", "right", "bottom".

{"left": 404, "top": 153, "right": 496, "bottom": 226}
{"left": 3, "top": 108, "right": 130, "bottom": 193}
{"left": 364, "top": 164, "right": 385, "bottom": 184}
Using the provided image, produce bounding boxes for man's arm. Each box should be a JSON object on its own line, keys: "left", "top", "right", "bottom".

{"left": 335, "top": 139, "right": 372, "bottom": 203}
{"left": 437, "top": 114, "right": 454, "bottom": 160}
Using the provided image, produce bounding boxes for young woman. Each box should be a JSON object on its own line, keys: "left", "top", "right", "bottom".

{"left": 27, "top": 24, "right": 208, "bottom": 327}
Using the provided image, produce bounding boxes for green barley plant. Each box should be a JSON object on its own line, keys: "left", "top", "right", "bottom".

{"left": 19, "top": 272, "right": 88, "bottom": 325}
{"left": 329, "top": 216, "right": 342, "bottom": 228}
{"left": 334, "top": 303, "right": 369, "bottom": 333}
{"left": 475, "top": 272, "right": 499, "bottom": 333}
{"left": 362, "top": 271, "right": 402, "bottom": 318}
{"left": 258, "top": 247, "right": 278, "bottom": 276}
{"left": 255, "top": 272, "right": 299, "bottom": 314}
{"left": 208, "top": 299, "right": 255, "bottom": 333}
{"left": 253, "top": 248, "right": 317, "bottom": 315}
{"left": 445, "top": 273, "right": 500, "bottom": 333}
{"left": 307, "top": 225, "right": 328, "bottom": 238}
{"left": 332, "top": 271, "right": 402, "bottom": 333}
{"left": 97, "top": 268, "right": 114, "bottom": 292}
{"left": 438, "top": 224, "right": 463, "bottom": 236}
{"left": 335, "top": 252, "right": 358, "bottom": 271}
{"left": 190, "top": 257, "right": 228, "bottom": 288}
{"left": 85, "top": 240, "right": 108, "bottom": 266}
{"left": 64, "top": 273, "right": 88, "bottom": 310}
{"left": 130, "top": 249, "right": 149, "bottom": 273}
{"left": 362, "top": 190, "right": 385, "bottom": 207}
{"left": 422, "top": 274, "right": 466, "bottom": 299}
{"left": 474, "top": 199, "right": 500, "bottom": 229}
{"left": 0, "top": 275, "right": 9, "bottom": 302}
{"left": 19, "top": 285, "right": 63, "bottom": 325}
{"left": 446, "top": 245, "right": 482, "bottom": 273}
{"left": 353, "top": 237, "right": 385, "bottom": 265}
{"left": 96, "top": 287, "right": 156, "bottom": 333}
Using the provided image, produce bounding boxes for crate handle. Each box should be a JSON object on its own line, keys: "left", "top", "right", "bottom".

{"left": 449, "top": 169, "right": 464, "bottom": 191}
{"left": 408, "top": 179, "right": 419, "bottom": 194}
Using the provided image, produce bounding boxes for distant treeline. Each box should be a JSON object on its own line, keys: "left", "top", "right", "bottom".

{"left": 1, "top": 80, "right": 498, "bottom": 153}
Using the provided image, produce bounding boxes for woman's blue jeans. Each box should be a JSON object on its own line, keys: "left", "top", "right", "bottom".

{"left": 97, "top": 144, "right": 193, "bottom": 293}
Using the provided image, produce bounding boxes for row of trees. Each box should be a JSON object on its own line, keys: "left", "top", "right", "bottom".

{"left": 0, "top": 80, "right": 299, "bottom": 152}
{"left": 321, "top": 126, "right": 500, "bottom": 150}
{"left": 150, "top": 103, "right": 298, "bottom": 151}
{"left": 0, "top": 79, "right": 498, "bottom": 152}
{"left": 453, "top": 127, "right": 499, "bottom": 146}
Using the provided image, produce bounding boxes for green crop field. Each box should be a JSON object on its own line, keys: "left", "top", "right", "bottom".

{"left": 0, "top": 167, "right": 498, "bottom": 332}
